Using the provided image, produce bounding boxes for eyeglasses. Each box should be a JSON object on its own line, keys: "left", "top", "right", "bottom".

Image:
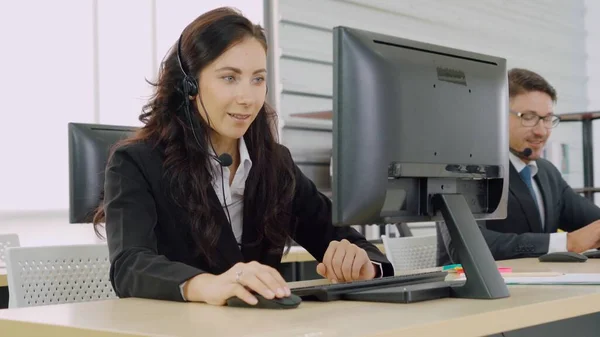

{"left": 510, "top": 111, "right": 560, "bottom": 128}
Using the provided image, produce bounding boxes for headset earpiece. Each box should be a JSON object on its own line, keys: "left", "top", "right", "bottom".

{"left": 176, "top": 33, "right": 198, "bottom": 97}
{"left": 183, "top": 76, "right": 198, "bottom": 97}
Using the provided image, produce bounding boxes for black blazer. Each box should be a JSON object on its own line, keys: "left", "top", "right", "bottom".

{"left": 439, "top": 158, "right": 600, "bottom": 263}
{"left": 103, "top": 141, "right": 393, "bottom": 301}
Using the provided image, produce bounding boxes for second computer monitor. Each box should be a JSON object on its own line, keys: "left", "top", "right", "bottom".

{"left": 68, "top": 122, "right": 137, "bottom": 223}
{"left": 332, "top": 26, "right": 509, "bottom": 227}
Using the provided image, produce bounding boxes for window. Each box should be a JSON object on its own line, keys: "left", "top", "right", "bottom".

{"left": 0, "top": 0, "right": 262, "bottom": 213}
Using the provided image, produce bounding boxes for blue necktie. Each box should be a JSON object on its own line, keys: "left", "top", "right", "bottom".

{"left": 519, "top": 165, "right": 539, "bottom": 210}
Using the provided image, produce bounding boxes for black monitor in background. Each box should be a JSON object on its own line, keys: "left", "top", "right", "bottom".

{"left": 68, "top": 122, "right": 137, "bottom": 223}
{"left": 332, "top": 26, "right": 510, "bottom": 299}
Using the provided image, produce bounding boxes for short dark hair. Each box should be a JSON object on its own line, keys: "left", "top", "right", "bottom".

{"left": 508, "top": 68, "right": 557, "bottom": 102}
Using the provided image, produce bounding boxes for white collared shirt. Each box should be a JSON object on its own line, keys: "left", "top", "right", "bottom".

{"left": 509, "top": 153, "right": 567, "bottom": 253}
{"left": 209, "top": 137, "right": 253, "bottom": 244}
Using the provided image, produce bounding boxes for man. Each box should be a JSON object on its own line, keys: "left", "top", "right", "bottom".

{"left": 439, "top": 68, "right": 600, "bottom": 263}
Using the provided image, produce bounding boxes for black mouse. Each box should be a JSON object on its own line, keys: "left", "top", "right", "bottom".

{"left": 226, "top": 293, "right": 301, "bottom": 309}
{"left": 583, "top": 250, "right": 600, "bottom": 258}
{"left": 538, "top": 251, "right": 588, "bottom": 263}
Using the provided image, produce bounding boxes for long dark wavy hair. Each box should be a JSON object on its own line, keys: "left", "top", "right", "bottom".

{"left": 93, "top": 7, "right": 297, "bottom": 265}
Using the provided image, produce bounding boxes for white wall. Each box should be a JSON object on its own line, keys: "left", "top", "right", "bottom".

{"left": 587, "top": 0, "right": 600, "bottom": 112}
{"left": 0, "top": 0, "right": 262, "bottom": 246}
{"left": 0, "top": 0, "right": 96, "bottom": 212}
{"left": 544, "top": 1, "right": 600, "bottom": 200}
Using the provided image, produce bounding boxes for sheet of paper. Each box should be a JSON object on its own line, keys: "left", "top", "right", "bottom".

{"left": 504, "top": 273, "right": 600, "bottom": 285}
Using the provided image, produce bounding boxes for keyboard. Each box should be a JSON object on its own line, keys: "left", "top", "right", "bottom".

{"left": 583, "top": 249, "right": 600, "bottom": 258}
{"left": 291, "top": 270, "right": 448, "bottom": 301}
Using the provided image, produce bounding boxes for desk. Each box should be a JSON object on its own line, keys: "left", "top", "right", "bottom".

{"left": 1, "top": 259, "right": 599, "bottom": 337}
{"left": 0, "top": 268, "right": 7, "bottom": 309}
{"left": 281, "top": 244, "right": 385, "bottom": 263}
{"left": 0, "top": 268, "right": 6, "bottom": 287}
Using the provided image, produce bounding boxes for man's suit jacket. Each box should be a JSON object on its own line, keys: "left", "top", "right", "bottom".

{"left": 103, "top": 141, "right": 393, "bottom": 301}
{"left": 438, "top": 158, "right": 600, "bottom": 263}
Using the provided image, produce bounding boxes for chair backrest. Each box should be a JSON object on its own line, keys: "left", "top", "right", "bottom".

{"left": 381, "top": 234, "right": 437, "bottom": 272}
{"left": 0, "top": 233, "right": 20, "bottom": 267}
{"left": 5, "top": 243, "right": 117, "bottom": 308}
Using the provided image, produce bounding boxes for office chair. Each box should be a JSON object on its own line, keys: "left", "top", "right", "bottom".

{"left": 5, "top": 244, "right": 117, "bottom": 308}
{"left": 0, "top": 233, "right": 20, "bottom": 268}
{"left": 381, "top": 234, "right": 438, "bottom": 272}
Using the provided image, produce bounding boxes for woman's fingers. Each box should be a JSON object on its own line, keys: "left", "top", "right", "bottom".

{"left": 322, "top": 240, "right": 341, "bottom": 281}
{"left": 236, "top": 262, "right": 290, "bottom": 299}
{"left": 340, "top": 248, "right": 356, "bottom": 282}
{"left": 265, "top": 266, "right": 291, "bottom": 296}
{"left": 232, "top": 283, "right": 258, "bottom": 305}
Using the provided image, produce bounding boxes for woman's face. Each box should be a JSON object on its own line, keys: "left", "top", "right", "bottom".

{"left": 195, "top": 37, "right": 267, "bottom": 142}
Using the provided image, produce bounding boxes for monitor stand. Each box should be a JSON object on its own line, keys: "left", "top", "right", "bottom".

{"left": 395, "top": 222, "right": 413, "bottom": 237}
{"left": 432, "top": 193, "right": 510, "bottom": 299}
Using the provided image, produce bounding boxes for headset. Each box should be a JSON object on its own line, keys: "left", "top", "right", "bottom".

{"left": 175, "top": 33, "right": 234, "bottom": 230}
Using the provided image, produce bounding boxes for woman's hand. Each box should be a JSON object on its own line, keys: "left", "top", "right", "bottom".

{"left": 184, "top": 261, "right": 291, "bottom": 306}
{"left": 316, "top": 239, "right": 376, "bottom": 283}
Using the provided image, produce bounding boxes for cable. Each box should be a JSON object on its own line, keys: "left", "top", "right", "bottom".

{"left": 176, "top": 34, "right": 234, "bottom": 233}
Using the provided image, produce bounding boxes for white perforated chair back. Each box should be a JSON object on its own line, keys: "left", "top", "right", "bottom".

{"left": 0, "top": 233, "right": 20, "bottom": 267}
{"left": 5, "top": 244, "right": 117, "bottom": 308}
{"left": 381, "top": 235, "right": 437, "bottom": 272}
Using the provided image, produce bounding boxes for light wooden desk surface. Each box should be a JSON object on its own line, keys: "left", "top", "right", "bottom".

{"left": 1, "top": 259, "right": 599, "bottom": 337}
{"left": 281, "top": 243, "right": 385, "bottom": 263}
{"left": 0, "top": 268, "right": 6, "bottom": 287}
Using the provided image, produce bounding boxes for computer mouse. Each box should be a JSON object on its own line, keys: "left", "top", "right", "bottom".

{"left": 226, "top": 293, "right": 301, "bottom": 309}
{"left": 538, "top": 251, "right": 588, "bottom": 263}
{"left": 583, "top": 250, "right": 600, "bottom": 258}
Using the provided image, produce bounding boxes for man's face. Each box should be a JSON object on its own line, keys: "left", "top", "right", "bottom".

{"left": 509, "top": 91, "right": 555, "bottom": 161}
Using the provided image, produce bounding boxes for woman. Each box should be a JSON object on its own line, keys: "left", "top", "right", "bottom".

{"left": 93, "top": 7, "right": 392, "bottom": 306}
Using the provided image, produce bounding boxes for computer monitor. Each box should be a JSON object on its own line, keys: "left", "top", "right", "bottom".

{"left": 68, "top": 122, "right": 137, "bottom": 223}
{"left": 332, "top": 26, "right": 509, "bottom": 299}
